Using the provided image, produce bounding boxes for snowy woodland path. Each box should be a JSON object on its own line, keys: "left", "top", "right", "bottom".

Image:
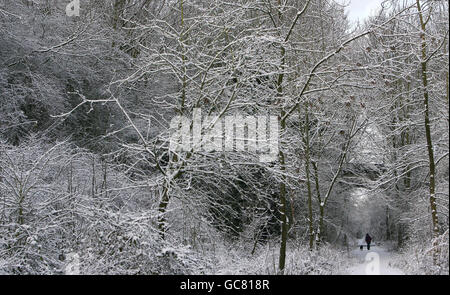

{"left": 343, "top": 245, "right": 404, "bottom": 275}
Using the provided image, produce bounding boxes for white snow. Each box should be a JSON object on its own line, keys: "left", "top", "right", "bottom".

{"left": 343, "top": 245, "right": 404, "bottom": 275}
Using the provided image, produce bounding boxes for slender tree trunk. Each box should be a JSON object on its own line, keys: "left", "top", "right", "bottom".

{"left": 91, "top": 155, "right": 96, "bottom": 198}
{"left": 103, "top": 160, "right": 108, "bottom": 199}
{"left": 278, "top": 115, "right": 288, "bottom": 273}
{"left": 416, "top": 0, "right": 439, "bottom": 238}
{"left": 158, "top": 186, "right": 170, "bottom": 239}
{"left": 180, "top": 0, "right": 186, "bottom": 112}
{"left": 158, "top": 0, "right": 187, "bottom": 239}
{"left": 277, "top": 40, "right": 287, "bottom": 273}
{"left": 18, "top": 189, "right": 24, "bottom": 225}
{"left": 312, "top": 161, "right": 323, "bottom": 246}
{"left": 271, "top": 0, "right": 311, "bottom": 272}
{"left": 386, "top": 205, "right": 390, "bottom": 240}
{"left": 302, "top": 103, "right": 314, "bottom": 250}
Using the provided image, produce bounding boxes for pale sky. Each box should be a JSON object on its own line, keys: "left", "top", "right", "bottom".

{"left": 344, "top": 0, "right": 385, "bottom": 24}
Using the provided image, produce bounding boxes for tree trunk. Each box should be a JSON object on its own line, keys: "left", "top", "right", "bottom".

{"left": 416, "top": 0, "right": 439, "bottom": 238}
{"left": 312, "top": 161, "right": 323, "bottom": 246}
{"left": 303, "top": 103, "right": 314, "bottom": 250}
{"left": 386, "top": 205, "right": 390, "bottom": 240}
{"left": 158, "top": 186, "right": 170, "bottom": 239}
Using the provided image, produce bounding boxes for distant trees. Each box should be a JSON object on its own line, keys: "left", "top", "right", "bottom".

{"left": 360, "top": 0, "right": 448, "bottom": 267}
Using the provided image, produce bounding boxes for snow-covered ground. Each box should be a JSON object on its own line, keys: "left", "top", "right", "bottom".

{"left": 343, "top": 245, "right": 404, "bottom": 275}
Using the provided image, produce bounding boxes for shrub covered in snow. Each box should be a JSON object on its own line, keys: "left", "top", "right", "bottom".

{"left": 394, "top": 230, "right": 449, "bottom": 275}
{"left": 211, "top": 240, "right": 349, "bottom": 275}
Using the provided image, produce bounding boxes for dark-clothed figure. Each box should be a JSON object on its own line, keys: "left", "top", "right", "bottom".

{"left": 365, "top": 233, "right": 372, "bottom": 250}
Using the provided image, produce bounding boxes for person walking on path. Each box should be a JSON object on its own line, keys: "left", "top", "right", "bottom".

{"left": 365, "top": 233, "right": 372, "bottom": 250}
